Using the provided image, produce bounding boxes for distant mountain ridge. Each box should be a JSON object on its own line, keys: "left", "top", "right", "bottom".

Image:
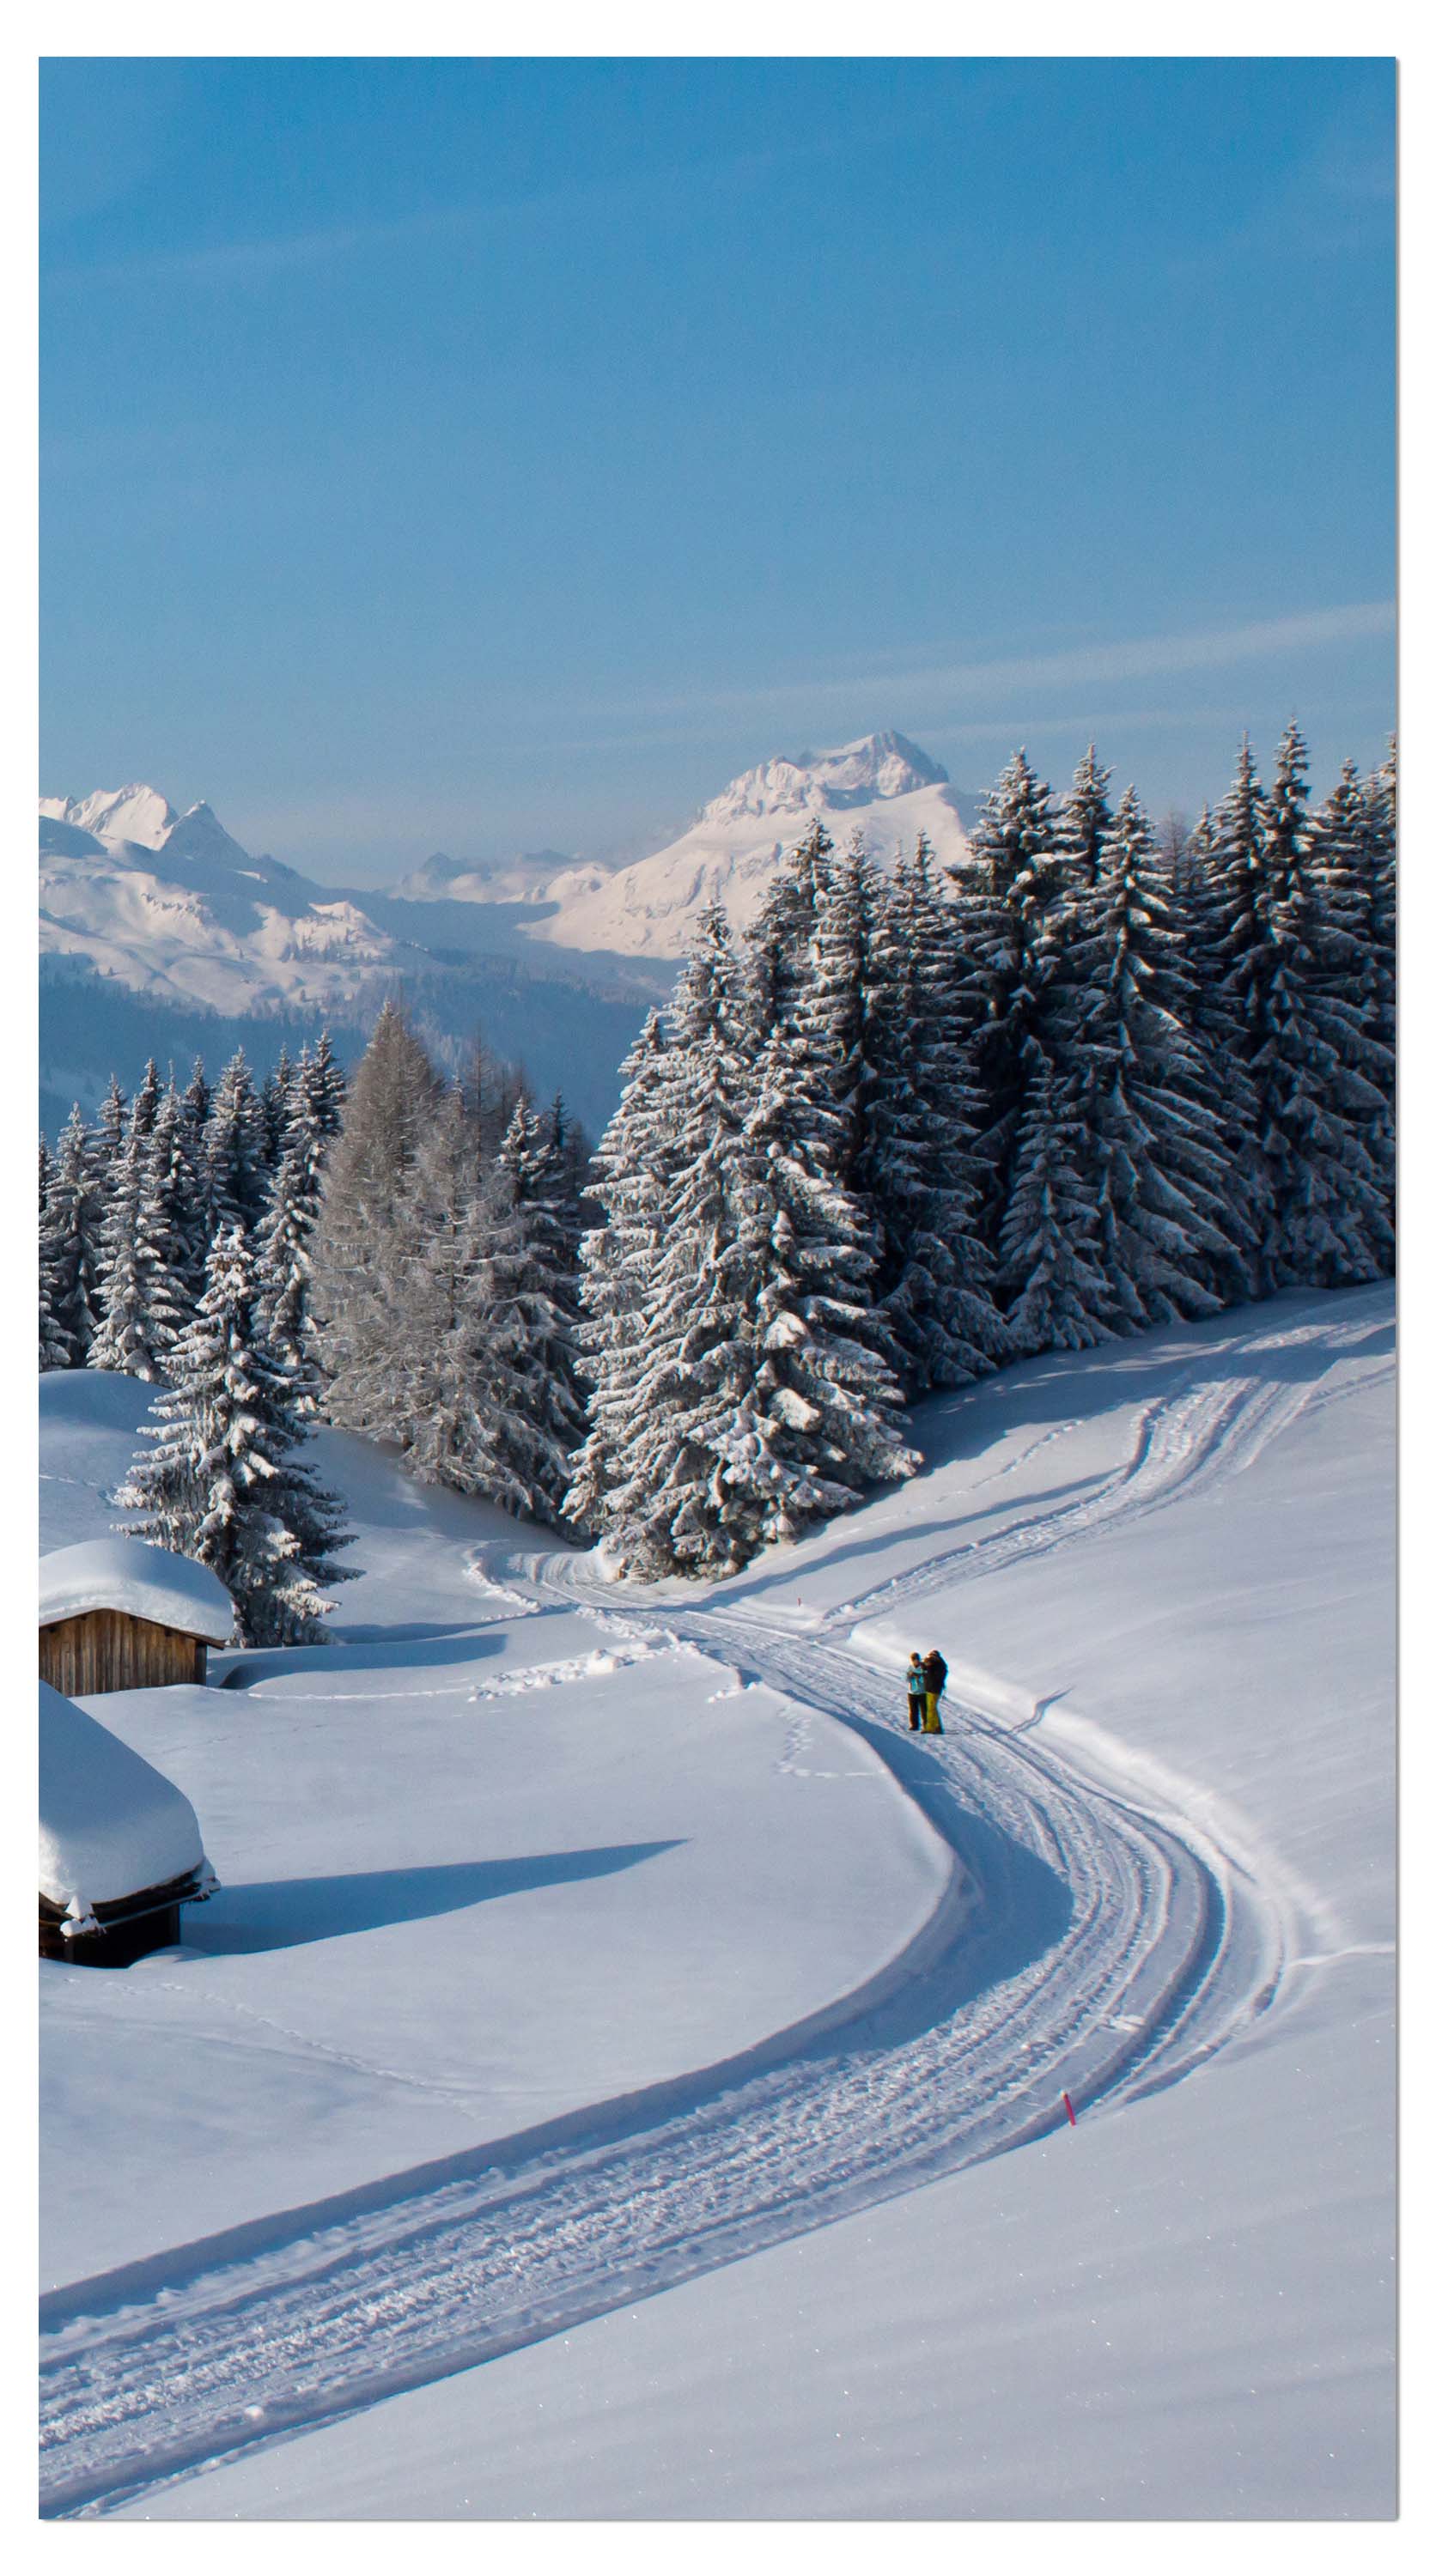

{"left": 36, "top": 785, "right": 665, "bottom": 1138}
{"left": 37, "top": 730, "right": 977, "bottom": 1120}
{"left": 40, "top": 793, "right": 404, "bottom": 1014}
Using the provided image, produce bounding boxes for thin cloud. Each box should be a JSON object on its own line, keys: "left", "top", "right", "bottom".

{"left": 46, "top": 130, "right": 855, "bottom": 292}
{"left": 613, "top": 603, "right": 1396, "bottom": 732}
{"left": 380, "top": 605, "right": 1394, "bottom": 769}
{"left": 47, "top": 204, "right": 470, "bottom": 289}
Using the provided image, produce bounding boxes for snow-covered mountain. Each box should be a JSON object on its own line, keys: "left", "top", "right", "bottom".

{"left": 40, "top": 784, "right": 179, "bottom": 849}
{"left": 40, "top": 787, "right": 406, "bottom": 1015}
{"left": 36, "top": 737, "right": 977, "bottom": 1118}
{"left": 40, "top": 734, "right": 975, "bottom": 1008}
{"left": 37, "top": 785, "right": 667, "bottom": 1139}
{"left": 523, "top": 731, "right": 976, "bottom": 959}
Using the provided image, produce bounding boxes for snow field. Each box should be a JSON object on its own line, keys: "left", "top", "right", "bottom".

{"left": 38, "top": 1287, "right": 1394, "bottom": 2518}
{"left": 40, "top": 1374, "right": 952, "bottom": 2297}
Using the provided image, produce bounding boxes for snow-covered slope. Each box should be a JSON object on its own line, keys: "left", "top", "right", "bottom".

{"left": 525, "top": 731, "right": 976, "bottom": 959}
{"left": 38, "top": 1289, "right": 1394, "bottom": 2520}
{"left": 38, "top": 1371, "right": 948, "bottom": 2302}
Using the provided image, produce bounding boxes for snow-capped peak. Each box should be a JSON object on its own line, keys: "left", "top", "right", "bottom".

{"left": 39, "top": 784, "right": 177, "bottom": 850}
{"left": 698, "top": 731, "right": 949, "bottom": 827}
{"left": 161, "top": 800, "right": 271, "bottom": 875}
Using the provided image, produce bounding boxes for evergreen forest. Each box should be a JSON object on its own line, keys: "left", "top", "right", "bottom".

{"left": 40, "top": 725, "right": 1396, "bottom": 1595}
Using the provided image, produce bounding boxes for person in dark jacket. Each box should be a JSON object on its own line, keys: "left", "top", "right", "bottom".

{"left": 922, "top": 1649, "right": 948, "bottom": 1734}
{"left": 905, "top": 1653, "right": 927, "bottom": 1729}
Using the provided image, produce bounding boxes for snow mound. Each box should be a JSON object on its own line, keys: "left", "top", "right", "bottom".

{"left": 40, "top": 1537, "right": 234, "bottom": 1644}
{"left": 39, "top": 1680, "right": 208, "bottom": 1911}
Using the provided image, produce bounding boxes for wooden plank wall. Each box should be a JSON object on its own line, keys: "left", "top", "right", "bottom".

{"left": 40, "top": 1611, "right": 206, "bottom": 1697}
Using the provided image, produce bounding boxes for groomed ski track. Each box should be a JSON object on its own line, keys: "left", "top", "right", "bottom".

{"left": 39, "top": 1291, "right": 1388, "bottom": 2518}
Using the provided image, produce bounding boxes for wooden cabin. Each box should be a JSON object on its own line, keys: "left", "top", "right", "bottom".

{"left": 39, "top": 1539, "right": 234, "bottom": 1696}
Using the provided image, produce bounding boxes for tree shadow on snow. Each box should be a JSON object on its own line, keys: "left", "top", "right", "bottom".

{"left": 905, "top": 1285, "right": 1394, "bottom": 1479}
{"left": 182, "top": 1843, "right": 685, "bottom": 1954}
{"left": 723, "top": 1473, "right": 1108, "bottom": 1608}
{"left": 717, "top": 1286, "right": 1394, "bottom": 1613}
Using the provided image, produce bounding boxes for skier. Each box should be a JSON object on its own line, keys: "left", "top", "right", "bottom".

{"left": 922, "top": 1648, "right": 948, "bottom": 1734}
{"left": 905, "top": 1652, "right": 927, "bottom": 1729}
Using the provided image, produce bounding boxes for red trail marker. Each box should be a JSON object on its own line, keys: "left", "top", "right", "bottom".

{"left": 1062, "top": 2091, "right": 1077, "bottom": 2128}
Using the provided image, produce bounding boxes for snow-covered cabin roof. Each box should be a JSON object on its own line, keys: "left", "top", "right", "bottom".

{"left": 39, "top": 1680, "right": 207, "bottom": 1911}
{"left": 38, "top": 1539, "right": 234, "bottom": 1645}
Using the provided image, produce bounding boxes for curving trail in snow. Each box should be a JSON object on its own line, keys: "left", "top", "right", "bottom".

{"left": 38, "top": 1295, "right": 1381, "bottom": 2518}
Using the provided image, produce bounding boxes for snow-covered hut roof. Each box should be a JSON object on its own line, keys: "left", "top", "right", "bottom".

{"left": 38, "top": 1538, "right": 234, "bottom": 1645}
{"left": 39, "top": 1680, "right": 207, "bottom": 1912}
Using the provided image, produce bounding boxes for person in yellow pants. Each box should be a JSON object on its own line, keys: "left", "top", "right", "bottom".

{"left": 922, "top": 1648, "right": 948, "bottom": 1733}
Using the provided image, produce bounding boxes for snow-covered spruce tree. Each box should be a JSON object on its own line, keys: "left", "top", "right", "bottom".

{"left": 997, "top": 1053, "right": 1114, "bottom": 1354}
{"left": 137, "top": 1088, "right": 208, "bottom": 1362}
{"left": 259, "top": 1047, "right": 297, "bottom": 1169}
{"left": 308, "top": 1000, "right": 447, "bottom": 1437}
{"left": 1311, "top": 756, "right": 1396, "bottom": 1232}
{"left": 180, "top": 1058, "right": 212, "bottom": 1147}
{"left": 947, "top": 746, "right": 1069, "bottom": 1252}
{"left": 94, "top": 1072, "right": 129, "bottom": 1178}
{"left": 441, "top": 1138, "right": 592, "bottom": 1529}
{"left": 1163, "top": 799, "right": 1260, "bottom": 1306}
{"left": 1366, "top": 740, "right": 1396, "bottom": 1236}
{"left": 129, "top": 1057, "right": 163, "bottom": 1150}
{"left": 743, "top": 818, "right": 835, "bottom": 1038}
{"left": 861, "top": 836, "right": 1007, "bottom": 1391}
{"left": 540, "top": 1093, "right": 594, "bottom": 1269}
{"left": 1155, "top": 809, "right": 1194, "bottom": 885}
{"left": 305, "top": 1029, "right": 349, "bottom": 1140}
{"left": 493, "top": 1096, "right": 588, "bottom": 1441}
{"left": 254, "top": 1060, "right": 332, "bottom": 1413}
{"left": 1054, "top": 743, "right": 1115, "bottom": 893}
{"left": 1210, "top": 729, "right": 1385, "bottom": 1291}
{"left": 393, "top": 1077, "right": 588, "bottom": 1520}
{"left": 567, "top": 1012, "right": 681, "bottom": 1542}
{"left": 1056, "top": 785, "right": 1238, "bottom": 1328}
{"left": 1311, "top": 759, "right": 1389, "bottom": 1022}
{"left": 1265, "top": 720, "right": 1390, "bottom": 1281}
{"left": 1363, "top": 738, "right": 1396, "bottom": 1067}
{"left": 39, "top": 1139, "right": 72, "bottom": 1371}
{"left": 90, "top": 1100, "right": 169, "bottom": 1382}
{"left": 114, "top": 1226, "right": 355, "bottom": 1646}
{"left": 39, "top": 1105, "right": 104, "bottom": 1368}
{"left": 573, "top": 903, "right": 766, "bottom": 1577}
{"left": 204, "top": 1049, "right": 268, "bottom": 1238}
{"left": 782, "top": 835, "right": 918, "bottom": 1398}
{"left": 715, "top": 1012, "right": 921, "bottom": 1555}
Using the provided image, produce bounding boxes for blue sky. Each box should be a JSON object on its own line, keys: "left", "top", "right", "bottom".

{"left": 40, "top": 57, "right": 1395, "bottom": 884}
